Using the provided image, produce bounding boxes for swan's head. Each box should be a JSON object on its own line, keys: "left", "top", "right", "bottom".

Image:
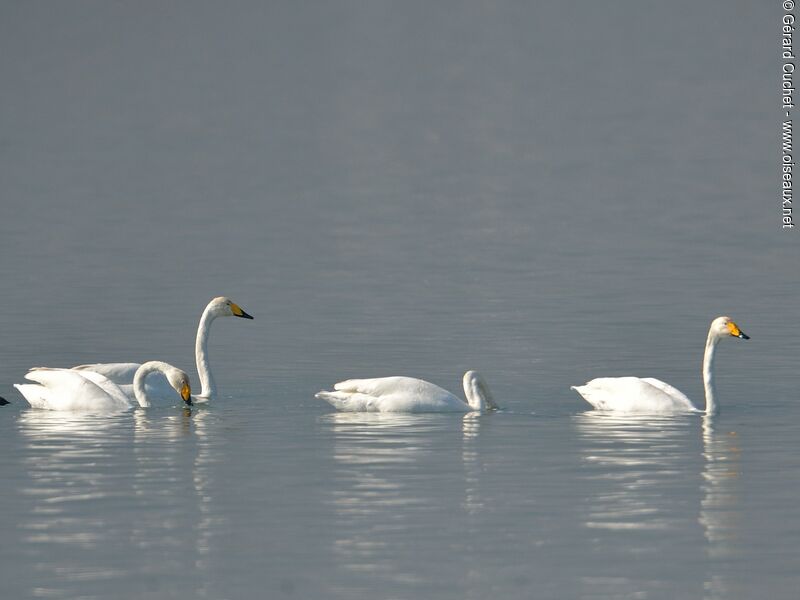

{"left": 711, "top": 316, "right": 749, "bottom": 340}
{"left": 165, "top": 367, "right": 193, "bottom": 406}
{"left": 209, "top": 296, "right": 254, "bottom": 320}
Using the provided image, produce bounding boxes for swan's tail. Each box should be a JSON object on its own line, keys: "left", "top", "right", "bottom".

{"left": 571, "top": 384, "right": 599, "bottom": 407}
{"left": 571, "top": 384, "right": 614, "bottom": 410}
{"left": 315, "top": 390, "right": 374, "bottom": 412}
{"left": 14, "top": 384, "right": 49, "bottom": 409}
{"left": 315, "top": 390, "right": 349, "bottom": 409}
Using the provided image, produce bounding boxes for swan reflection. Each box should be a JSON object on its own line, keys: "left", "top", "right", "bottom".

{"left": 16, "top": 406, "right": 218, "bottom": 597}
{"left": 700, "top": 415, "right": 741, "bottom": 600}
{"left": 461, "top": 411, "right": 485, "bottom": 515}
{"left": 16, "top": 409, "right": 134, "bottom": 596}
{"left": 321, "top": 411, "right": 461, "bottom": 588}
{"left": 699, "top": 415, "right": 740, "bottom": 549}
{"left": 131, "top": 406, "right": 221, "bottom": 592}
{"left": 573, "top": 411, "right": 695, "bottom": 532}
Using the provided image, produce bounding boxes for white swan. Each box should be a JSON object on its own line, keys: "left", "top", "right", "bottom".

{"left": 14, "top": 360, "right": 192, "bottom": 411}
{"left": 316, "top": 370, "right": 499, "bottom": 413}
{"left": 72, "top": 296, "right": 253, "bottom": 403}
{"left": 571, "top": 316, "right": 749, "bottom": 414}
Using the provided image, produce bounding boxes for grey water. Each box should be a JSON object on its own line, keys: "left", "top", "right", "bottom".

{"left": 0, "top": 2, "right": 797, "bottom": 599}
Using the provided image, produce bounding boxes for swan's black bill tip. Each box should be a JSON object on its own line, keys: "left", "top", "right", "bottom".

{"left": 236, "top": 310, "right": 254, "bottom": 320}
{"left": 739, "top": 332, "right": 750, "bottom": 340}
{"left": 0, "top": 396, "right": 9, "bottom": 406}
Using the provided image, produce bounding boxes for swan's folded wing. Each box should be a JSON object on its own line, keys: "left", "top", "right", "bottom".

{"left": 21, "top": 368, "right": 118, "bottom": 410}
{"left": 72, "top": 362, "right": 141, "bottom": 385}
{"left": 640, "top": 378, "right": 693, "bottom": 406}
{"left": 26, "top": 367, "right": 98, "bottom": 391}
{"left": 572, "top": 376, "right": 696, "bottom": 412}
{"left": 73, "top": 370, "right": 133, "bottom": 406}
{"left": 333, "top": 376, "right": 446, "bottom": 398}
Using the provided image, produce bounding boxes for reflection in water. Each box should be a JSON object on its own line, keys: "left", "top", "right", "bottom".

{"left": 461, "top": 412, "right": 484, "bottom": 515}
{"left": 131, "top": 407, "right": 220, "bottom": 597}
{"left": 17, "top": 409, "right": 134, "bottom": 598}
{"left": 573, "top": 411, "right": 747, "bottom": 600}
{"left": 16, "top": 407, "right": 218, "bottom": 599}
{"left": 572, "top": 411, "right": 701, "bottom": 599}
{"left": 700, "top": 415, "right": 741, "bottom": 600}
{"left": 574, "top": 411, "right": 694, "bottom": 532}
{"left": 321, "top": 412, "right": 457, "bottom": 593}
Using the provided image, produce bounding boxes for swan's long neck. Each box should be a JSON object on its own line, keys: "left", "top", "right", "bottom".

{"left": 133, "top": 361, "right": 166, "bottom": 408}
{"left": 702, "top": 331, "right": 720, "bottom": 415}
{"left": 195, "top": 306, "right": 216, "bottom": 400}
{"left": 463, "top": 372, "right": 498, "bottom": 411}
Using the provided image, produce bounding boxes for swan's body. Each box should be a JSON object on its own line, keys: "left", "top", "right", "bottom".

{"left": 571, "top": 316, "right": 749, "bottom": 414}
{"left": 571, "top": 377, "right": 697, "bottom": 413}
{"left": 15, "top": 361, "right": 192, "bottom": 411}
{"left": 73, "top": 296, "right": 252, "bottom": 403}
{"left": 316, "top": 371, "right": 498, "bottom": 413}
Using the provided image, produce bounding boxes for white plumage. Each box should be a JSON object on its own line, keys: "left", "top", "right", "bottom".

{"left": 571, "top": 316, "right": 749, "bottom": 414}
{"left": 15, "top": 361, "right": 192, "bottom": 411}
{"left": 73, "top": 296, "right": 252, "bottom": 403}
{"left": 316, "top": 371, "right": 498, "bottom": 413}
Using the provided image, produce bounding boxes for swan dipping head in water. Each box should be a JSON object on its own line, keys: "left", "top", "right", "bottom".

{"left": 316, "top": 370, "right": 498, "bottom": 413}
{"left": 15, "top": 360, "right": 193, "bottom": 411}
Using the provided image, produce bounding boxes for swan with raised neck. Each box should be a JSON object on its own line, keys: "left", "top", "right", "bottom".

{"left": 194, "top": 296, "right": 253, "bottom": 401}
{"left": 71, "top": 296, "right": 253, "bottom": 403}
{"left": 571, "top": 316, "right": 749, "bottom": 414}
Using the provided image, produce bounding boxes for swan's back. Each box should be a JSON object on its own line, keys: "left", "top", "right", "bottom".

{"left": 72, "top": 362, "right": 141, "bottom": 385}
{"left": 73, "top": 362, "right": 180, "bottom": 403}
{"left": 317, "top": 376, "right": 468, "bottom": 413}
{"left": 571, "top": 376, "right": 697, "bottom": 413}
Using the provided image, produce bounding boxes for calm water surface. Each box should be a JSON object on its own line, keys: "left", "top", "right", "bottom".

{"left": 0, "top": 2, "right": 797, "bottom": 599}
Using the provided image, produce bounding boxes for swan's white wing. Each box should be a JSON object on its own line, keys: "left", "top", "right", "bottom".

{"left": 333, "top": 376, "right": 450, "bottom": 397}
{"left": 639, "top": 378, "right": 694, "bottom": 407}
{"left": 72, "top": 362, "right": 141, "bottom": 386}
{"left": 320, "top": 376, "right": 468, "bottom": 413}
{"left": 571, "top": 376, "right": 697, "bottom": 413}
{"left": 73, "top": 370, "right": 135, "bottom": 407}
{"left": 16, "top": 368, "right": 131, "bottom": 411}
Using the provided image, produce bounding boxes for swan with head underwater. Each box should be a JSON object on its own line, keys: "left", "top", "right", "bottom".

{"left": 316, "top": 370, "right": 499, "bottom": 413}
{"left": 72, "top": 296, "right": 253, "bottom": 404}
{"left": 571, "top": 316, "right": 749, "bottom": 414}
{"left": 15, "top": 361, "right": 192, "bottom": 411}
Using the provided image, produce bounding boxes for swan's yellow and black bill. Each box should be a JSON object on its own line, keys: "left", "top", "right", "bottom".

{"left": 231, "top": 303, "right": 254, "bottom": 320}
{"left": 181, "top": 382, "right": 193, "bottom": 406}
{"left": 727, "top": 321, "right": 749, "bottom": 339}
